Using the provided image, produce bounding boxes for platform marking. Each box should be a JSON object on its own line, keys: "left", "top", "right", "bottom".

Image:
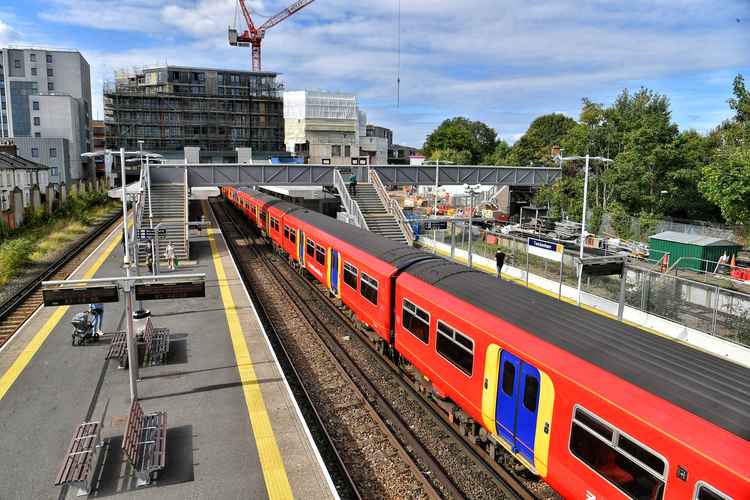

{"left": 0, "top": 224, "right": 123, "bottom": 402}
{"left": 207, "top": 225, "right": 294, "bottom": 500}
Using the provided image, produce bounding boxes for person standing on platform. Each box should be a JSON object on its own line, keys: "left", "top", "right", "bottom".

{"left": 348, "top": 172, "right": 357, "bottom": 196}
{"left": 147, "top": 253, "right": 154, "bottom": 274}
{"left": 89, "top": 303, "right": 104, "bottom": 337}
{"left": 165, "top": 242, "right": 176, "bottom": 271}
{"left": 495, "top": 250, "right": 506, "bottom": 279}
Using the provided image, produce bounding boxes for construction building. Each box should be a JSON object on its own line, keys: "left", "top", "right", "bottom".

{"left": 284, "top": 90, "right": 364, "bottom": 165}
{"left": 92, "top": 119, "right": 105, "bottom": 175}
{"left": 0, "top": 47, "right": 93, "bottom": 182}
{"left": 104, "top": 66, "right": 285, "bottom": 162}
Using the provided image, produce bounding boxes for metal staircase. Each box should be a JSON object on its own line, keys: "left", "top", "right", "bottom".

{"left": 141, "top": 183, "right": 189, "bottom": 260}
{"left": 348, "top": 183, "right": 408, "bottom": 244}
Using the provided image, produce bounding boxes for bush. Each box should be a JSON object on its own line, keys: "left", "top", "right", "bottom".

{"left": 0, "top": 238, "right": 34, "bottom": 285}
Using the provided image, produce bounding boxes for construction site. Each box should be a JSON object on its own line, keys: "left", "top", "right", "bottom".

{"left": 103, "top": 66, "right": 285, "bottom": 162}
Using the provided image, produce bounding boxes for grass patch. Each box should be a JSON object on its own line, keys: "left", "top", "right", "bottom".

{"left": 0, "top": 193, "right": 119, "bottom": 286}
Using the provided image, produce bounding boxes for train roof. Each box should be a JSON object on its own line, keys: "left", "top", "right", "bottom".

{"left": 405, "top": 258, "right": 750, "bottom": 440}
{"left": 291, "top": 209, "right": 430, "bottom": 268}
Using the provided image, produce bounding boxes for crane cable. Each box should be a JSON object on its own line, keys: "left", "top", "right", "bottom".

{"left": 396, "top": 0, "right": 401, "bottom": 108}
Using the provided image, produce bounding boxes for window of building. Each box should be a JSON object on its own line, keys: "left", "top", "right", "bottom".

{"left": 31, "top": 67, "right": 37, "bottom": 76}
{"left": 359, "top": 272, "right": 378, "bottom": 305}
{"left": 32, "top": 101, "right": 39, "bottom": 111}
{"left": 695, "top": 483, "right": 731, "bottom": 500}
{"left": 33, "top": 117, "right": 41, "bottom": 126}
{"left": 49, "top": 148, "right": 57, "bottom": 158}
{"left": 46, "top": 54, "right": 53, "bottom": 63}
{"left": 436, "top": 321, "right": 474, "bottom": 375}
{"left": 34, "top": 132, "right": 41, "bottom": 138}
{"left": 344, "top": 145, "right": 351, "bottom": 157}
{"left": 30, "top": 53, "right": 36, "bottom": 62}
{"left": 344, "top": 262, "right": 358, "bottom": 290}
{"left": 306, "top": 239, "right": 315, "bottom": 258}
{"left": 331, "top": 145, "right": 342, "bottom": 157}
{"left": 315, "top": 244, "right": 326, "bottom": 265}
{"left": 50, "top": 167, "right": 58, "bottom": 177}
{"left": 47, "top": 67, "right": 54, "bottom": 77}
{"left": 31, "top": 148, "right": 39, "bottom": 158}
{"left": 14, "top": 59, "right": 20, "bottom": 69}
{"left": 569, "top": 406, "right": 666, "bottom": 500}
{"left": 402, "top": 299, "right": 430, "bottom": 344}
{"left": 48, "top": 82, "right": 54, "bottom": 91}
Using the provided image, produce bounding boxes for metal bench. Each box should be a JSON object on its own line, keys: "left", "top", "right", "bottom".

{"left": 55, "top": 401, "right": 108, "bottom": 496}
{"left": 105, "top": 331, "right": 128, "bottom": 367}
{"left": 122, "top": 399, "right": 167, "bottom": 487}
{"left": 142, "top": 317, "right": 170, "bottom": 366}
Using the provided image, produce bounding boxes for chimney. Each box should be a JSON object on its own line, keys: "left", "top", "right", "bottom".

{"left": 0, "top": 138, "right": 17, "bottom": 156}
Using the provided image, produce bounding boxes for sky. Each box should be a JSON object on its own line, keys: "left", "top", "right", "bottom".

{"left": 0, "top": 0, "right": 748, "bottom": 147}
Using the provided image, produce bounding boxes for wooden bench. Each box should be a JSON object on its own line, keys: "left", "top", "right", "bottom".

{"left": 55, "top": 401, "right": 108, "bottom": 496}
{"left": 142, "top": 318, "right": 170, "bottom": 366}
{"left": 122, "top": 399, "right": 167, "bottom": 487}
{"left": 105, "top": 331, "right": 128, "bottom": 367}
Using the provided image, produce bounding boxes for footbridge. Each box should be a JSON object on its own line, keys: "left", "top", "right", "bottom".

{"left": 149, "top": 163, "right": 562, "bottom": 188}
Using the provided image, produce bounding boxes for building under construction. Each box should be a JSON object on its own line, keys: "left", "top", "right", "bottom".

{"left": 104, "top": 66, "right": 284, "bottom": 162}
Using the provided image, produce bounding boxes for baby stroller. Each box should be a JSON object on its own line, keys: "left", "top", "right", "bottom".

{"left": 71, "top": 311, "right": 96, "bottom": 346}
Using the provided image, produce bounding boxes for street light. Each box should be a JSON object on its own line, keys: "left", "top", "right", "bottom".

{"left": 555, "top": 153, "right": 613, "bottom": 305}
{"left": 464, "top": 184, "right": 480, "bottom": 269}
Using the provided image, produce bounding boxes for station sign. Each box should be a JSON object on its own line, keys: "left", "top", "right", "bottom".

{"left": 43, "top": 285, "right": 120, "bottom": 307}
{"left": 422, "top": 220, "right": 448, "bottom": 231}
{"left": 528, "top": 237, "right": 564, "bottom": 263}
{"left": 134, "top": 280, "right": 206, "bottom": 301}
{"left": 138, "top": 228, "right": 167, "bottom": 240}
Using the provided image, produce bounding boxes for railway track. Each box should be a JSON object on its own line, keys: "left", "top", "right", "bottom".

{"left": 212, "top": 199, "right": 546, "bottom": 499}
{"left": 0, "top": 212, "right": 121, "bottom": 349}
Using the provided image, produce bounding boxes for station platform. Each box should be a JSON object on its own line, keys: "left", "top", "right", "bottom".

{"left": 0, "top": 210, "right": 337, "bottom": 499}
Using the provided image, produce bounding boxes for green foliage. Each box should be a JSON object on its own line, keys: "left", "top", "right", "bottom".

{"left": 588, "top": 206, "right": 603, "bottom": 235}
{"left": 608, "top": 202, "right": 632, "bottom": 239}
{"left": 508, "top": 113, "right": 577, "bottom": 166}
{"left": 483, "top": 140, "right": 512, "bottom": 165}
{"left": 728, "top": 74, "right": 750, "bottom": 123}
{"left": 699, "top": 147, "right": 750, "bottom": 223}
{"left": 638, "top": 211, "right": 660, "bottom": 241}
{"left": 0, "top": 238, "right": 34, "bottom": 285}
{"left": 429, "top": 148, "right": 473, "bottom": 165}
{"left": 423, "top": 117, "right": 497, "bottom": 164}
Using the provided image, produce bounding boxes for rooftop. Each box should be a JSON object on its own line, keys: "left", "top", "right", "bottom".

{"left": 649, "top": 230, "right": 740, "bottom": 247}
{"left": 0, "top": 152, "right": 49, "bottom": 170}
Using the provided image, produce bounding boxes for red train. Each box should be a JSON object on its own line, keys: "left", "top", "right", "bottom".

{"left": 222, "top": 186, "right": 750, "bottom": 500}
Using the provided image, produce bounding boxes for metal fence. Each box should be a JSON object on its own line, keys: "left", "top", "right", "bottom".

{"left": 422, "top": 225, "right": 750, "bottom": 349}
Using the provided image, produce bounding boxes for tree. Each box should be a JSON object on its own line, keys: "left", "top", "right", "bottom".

{"left": 483, "top": 139, "right": 512, "bottom": 165}
{"left": 428, "top": 148, "right": 472, "bottom": 165}
{"left": 508, "top": 113, "right": 577, "bottom": 166}
{"left": 423, "top": 117, "right": 497, "bottom": 164}
{"left": 699, "top": 147, "right": 750, "bottom": 223}
{"left": 728, "top": 74, "right": 750, "bottom": 123}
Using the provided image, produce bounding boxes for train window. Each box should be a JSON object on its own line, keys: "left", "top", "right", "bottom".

{"left": 306, "top": 239, "right": 315, "bottom": 257}
{"left": 570, "top": 406, "right": 666, "bottom": 500}
{"left": 574, "top": 408, "right": 614, "bottom": 441}
{"left": 523, "top": 375, "right": 539, "bottom": 412}
{"left": 436, "top": 321, "right": 474, "bottom": 376}
{"left": 360, "top": 273, "right": 378, "bottom": 305}
{"left": 270, "top": 217, "right": 279, "bottom": 231}
{"left": 315, "top": 244, "right": 326, "bottom": 265}
{"left": 402, "top": 300, "right": 430, "bottom": 344}
{"left": 344, "top": 263, "right": 358, "bottom": 290}
{"left": 289, "top": 229, "right": 296, "bottom": 244}
{"left": 284, "top": 225, "right": 290, "bottom": 240}
{"left": 695, "top": 483, "right": 732, "bottom": 500}
{"left": 502, "top": 362, "right": 515, "bottom": 396}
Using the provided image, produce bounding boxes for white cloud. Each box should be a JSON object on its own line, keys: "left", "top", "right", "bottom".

{"left": 28, "top": 0, "right": 750, "bottom": 144}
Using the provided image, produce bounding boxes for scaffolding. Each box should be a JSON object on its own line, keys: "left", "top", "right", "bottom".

{"left": 104, "top": 66, "right": 285, "bottom": 156}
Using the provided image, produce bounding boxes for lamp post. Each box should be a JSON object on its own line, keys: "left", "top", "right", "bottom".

{"left": 465, "top": 184, "right": 480, "bottom": 269}
{"left": 556, "top": 153, "right": 613, "bottom": 305}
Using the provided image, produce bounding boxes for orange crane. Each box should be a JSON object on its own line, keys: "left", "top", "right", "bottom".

{"left": 228, "top": 0, "right": 315, "bottom": 72}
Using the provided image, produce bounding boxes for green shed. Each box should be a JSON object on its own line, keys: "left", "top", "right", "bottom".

{"left": 648, "top": 231, "right": 742, "bottom": 272}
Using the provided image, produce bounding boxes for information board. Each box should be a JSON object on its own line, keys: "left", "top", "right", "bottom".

{"left": 527, "top": 238, "right": 564, "bottom": 263}
{"left": 134, "top": 281, "right": 206, "bottom": 301}
{"left": 422, "top": 220, "right": 448, "bottom": 231}
{"left": 43, "top": 286, "right": 120, "bottom": 307}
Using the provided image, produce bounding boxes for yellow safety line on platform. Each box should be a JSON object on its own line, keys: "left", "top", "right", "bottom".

{"left": 0, "top": 225, "right": 123, "bottom": 401}
{"left": 206, "top": 224, "right": 294, "bottom": 500}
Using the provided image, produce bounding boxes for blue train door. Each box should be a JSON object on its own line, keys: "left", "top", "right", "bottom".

{"left": 330, "top": 249, "right": 339, "bottom": 295}
{"left": 496, "top": 351, "right": 541, "bottom": 464}
{"left": 298, "top": 230, "right": 305, "bottom": 265}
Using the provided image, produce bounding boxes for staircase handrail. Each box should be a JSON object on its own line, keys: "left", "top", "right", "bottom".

{"left": 333, "top": 169, "right": 369, "bottom": 230}
{"left": 369, "top": 169, "right": 415, "bottom": 245}
{"left": 183, "top": 166, "right": 189, "bottom": 258}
